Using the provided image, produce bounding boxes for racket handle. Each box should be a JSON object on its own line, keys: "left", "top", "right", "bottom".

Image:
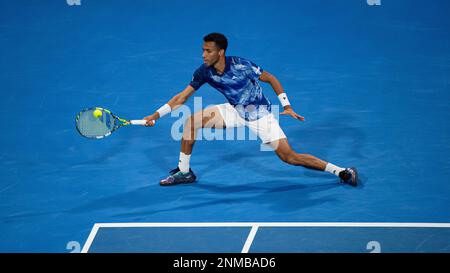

{"left": 130, "top": 120, "right": 155, "bottom": 126}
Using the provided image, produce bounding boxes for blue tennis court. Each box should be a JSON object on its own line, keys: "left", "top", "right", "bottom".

{"left": 1, "top": 0, "right": 450, "bottom": 253}
{"left": 83, "top": 222, "right": 450, "bottom": 253}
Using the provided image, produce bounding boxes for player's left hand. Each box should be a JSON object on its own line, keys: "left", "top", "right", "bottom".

{"left": 280, "top": 106, "right": 305, "bottom": 121}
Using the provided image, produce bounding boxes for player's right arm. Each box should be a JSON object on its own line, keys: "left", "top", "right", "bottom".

{"left": 143, "top": 85, "right": 196, "bottom": 126}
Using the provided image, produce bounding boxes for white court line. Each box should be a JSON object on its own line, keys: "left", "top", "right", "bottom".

{"left": 92, "top": 222, "right": 450, "bottom": 228}
{"left": 81, "top": 223, "right": 101, "bottom": 253}
{"left": 81, "top": 222, "right": 450, "bottom": 253}
{"left": 241, "top": 225, "right": 259, "bottom": 253}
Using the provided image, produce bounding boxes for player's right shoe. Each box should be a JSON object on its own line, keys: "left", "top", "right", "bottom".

{"left": 339, "top": 167, "right": 358, "bottom": 187}
{"left": 160, "top": 168, "right": 197, "bottom": 186}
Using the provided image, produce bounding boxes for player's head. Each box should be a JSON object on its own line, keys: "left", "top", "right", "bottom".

{"left": 202, "top": 33, "right": 228, "bottom": 67}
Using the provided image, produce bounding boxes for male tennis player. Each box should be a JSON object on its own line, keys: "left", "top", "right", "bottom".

{"left": 144, "top": 33, "right": 358, "bottom": 186}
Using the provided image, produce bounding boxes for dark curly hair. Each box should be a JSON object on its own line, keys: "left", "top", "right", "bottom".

{"left": 203, "top": 33, "right": 228, "bottom": 52}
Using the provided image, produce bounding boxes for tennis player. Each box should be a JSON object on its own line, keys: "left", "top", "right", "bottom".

{"left": 144, "top": 33, "right": 358, "bottom": 186}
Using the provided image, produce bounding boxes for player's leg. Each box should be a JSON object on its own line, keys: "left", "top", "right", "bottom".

{"left": 180, "top": 106, "right": 225, "bottom": 156}
{"left": 250, "top": 113, "right": 358, "bottom": 186}
{"left": 270, "top": 138, "right": 358, "bottom": 186}
{"left": 271, "top": 138, "right": 327, "bottom": 170}
{"left": 160, "top": 106, "right": 226, "bottom": 186}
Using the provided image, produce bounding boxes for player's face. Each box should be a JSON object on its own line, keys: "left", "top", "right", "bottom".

{"left": 202, "top": 42, "right": 223, "bottom": 67}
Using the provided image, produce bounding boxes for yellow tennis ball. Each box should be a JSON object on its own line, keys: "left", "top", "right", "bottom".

{"left": 93, "top": 109, "right": 103, "bottom": 118}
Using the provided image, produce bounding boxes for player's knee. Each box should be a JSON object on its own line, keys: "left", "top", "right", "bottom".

{"left": 201, "top": 110, "right": 218, "bottom": 128}
{"left": 279, "top": 151, "right": 306, "bottom": 166}
{"left": 185, "top": 115, "right": 200, "bottom": 131}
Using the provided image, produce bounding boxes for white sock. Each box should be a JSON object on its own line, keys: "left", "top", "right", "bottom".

{"left": 178, "top": 152, "right": 191, "bottom": 173}
{"left": 325, "top": 163, "right": 345, "bottom": 177}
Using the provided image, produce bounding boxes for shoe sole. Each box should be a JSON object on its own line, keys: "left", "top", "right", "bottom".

{"left": 160, "top": 180, "right": 196, "bottom": 186}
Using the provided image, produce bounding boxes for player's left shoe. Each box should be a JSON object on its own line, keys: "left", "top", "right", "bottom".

{"left": 339, "top": 167, "right": 358, "bottom": 187}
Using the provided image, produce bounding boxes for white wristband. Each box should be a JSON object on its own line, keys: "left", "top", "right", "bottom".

{"left": 278, "top": 93, "right": 291, "bottom": 107}
{"left": 156, "top": 103, "right": 172, "bottom": 118}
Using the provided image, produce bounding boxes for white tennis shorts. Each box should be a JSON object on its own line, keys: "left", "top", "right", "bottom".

{"left": 215, "top": 103, "right": 286, "bottom": 144}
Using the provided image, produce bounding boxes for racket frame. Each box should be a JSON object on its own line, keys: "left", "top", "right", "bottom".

{"left": 75, "top": 107, "right": 133, "bottom": 139}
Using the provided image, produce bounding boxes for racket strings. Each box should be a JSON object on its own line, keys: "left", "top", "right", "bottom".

{"left": 76, "top": 109, "right": 117, "bottom": 138}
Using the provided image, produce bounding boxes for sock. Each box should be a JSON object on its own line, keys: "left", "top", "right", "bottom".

{"left": 178, "top": 152, "right": 191, "bottom": 173}
{"left": 325, "top": 163, "right": 345, "bottom": 177}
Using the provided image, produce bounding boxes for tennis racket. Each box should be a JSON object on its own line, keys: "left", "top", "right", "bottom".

{"left": 75, "top": 107, "right": 154, "bottom": 139}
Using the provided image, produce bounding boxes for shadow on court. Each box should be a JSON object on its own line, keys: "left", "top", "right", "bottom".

{"left": 66, "top": 179, "right": 339, "bottom": 219}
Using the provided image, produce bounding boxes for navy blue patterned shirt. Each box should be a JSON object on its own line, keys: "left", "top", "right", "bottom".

{"left": 189, "top": 56, "right": 271, "bottom": 121}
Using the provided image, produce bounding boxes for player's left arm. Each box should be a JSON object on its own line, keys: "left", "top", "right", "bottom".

{"left": 259, "top": 71, "right": 305, "bottom": 121}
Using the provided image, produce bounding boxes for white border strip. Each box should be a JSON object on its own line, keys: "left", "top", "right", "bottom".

{"left": 81, "top": 222, "right": 450, "bottom": 253}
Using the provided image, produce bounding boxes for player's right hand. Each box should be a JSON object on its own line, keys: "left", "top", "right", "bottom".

{"left": 143, "top": 114, "right": 157, "bottom": 127}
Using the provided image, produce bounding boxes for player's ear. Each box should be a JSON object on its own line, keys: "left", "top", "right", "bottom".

{"left": 219, "top": 49, "right": 225, "bottom": 57}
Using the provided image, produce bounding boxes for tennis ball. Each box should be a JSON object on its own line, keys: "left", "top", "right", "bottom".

{"left": 93, "top": 109, "right": 103, "bottom": 118}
